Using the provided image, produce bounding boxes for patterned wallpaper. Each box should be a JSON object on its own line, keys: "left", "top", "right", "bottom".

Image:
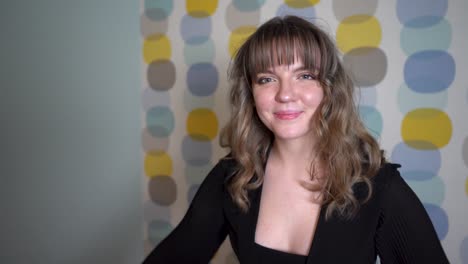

{"left": 140, "top": 0, "right": 468, "bottom": 263}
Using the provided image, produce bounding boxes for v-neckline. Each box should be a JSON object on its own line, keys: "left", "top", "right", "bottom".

{"left": 251, "top": 176, "right": 325, "bottom": 260}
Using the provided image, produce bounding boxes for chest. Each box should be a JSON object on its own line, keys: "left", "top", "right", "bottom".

{"left": 254, "top": 181, "right": 321, "bottom": 255}
{"left": 223, "top": 187, "right": 381, "bottom": 263}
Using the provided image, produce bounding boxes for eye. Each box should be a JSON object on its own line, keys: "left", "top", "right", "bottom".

{"left": 299, "top": 73, "right": 317, "bottom": 80}
{"left": 256, "top": 77, "right": 274, "bottom": 84}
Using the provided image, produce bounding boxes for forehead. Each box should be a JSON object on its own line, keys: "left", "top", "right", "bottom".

{"left": 259, "top": 59, "right": 307, "bottom": 73}
{"left": 250, "top": 46, "right": 320, "bottom": 75}
{"left": 235, "top": 19, "right": 327, "bottom": 83}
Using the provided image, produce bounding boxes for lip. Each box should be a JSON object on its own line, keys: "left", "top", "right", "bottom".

{"left": 273, "top": 110, "right": 303, "bottom": 120}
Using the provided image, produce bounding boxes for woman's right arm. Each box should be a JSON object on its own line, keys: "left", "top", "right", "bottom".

{"left": 142, "top": 160, "right": 230, "bottom": 263}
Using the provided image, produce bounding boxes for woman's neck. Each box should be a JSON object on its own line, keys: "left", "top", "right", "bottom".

{"left": 267, "top": 138, "right": 324, "bottom": 196}
{"left": 270, "top": 138, "right": 317, "bottom": 172}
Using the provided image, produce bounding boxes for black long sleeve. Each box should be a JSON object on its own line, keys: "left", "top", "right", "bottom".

{"left": 142, "top": 161, "right": 229, "bottom": 264}
{"left": 375, "top": 165, "right": 449, "bottom": 263}
{"left": 142, "top": 160, "right": 449, "bottom": 263}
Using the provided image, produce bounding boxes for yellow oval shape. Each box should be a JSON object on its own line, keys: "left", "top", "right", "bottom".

{"left": 402, "top": 108, "right": 452, "bottom": 149}
{"left": 284, "top": 0, "right": 320, "bottom": 8}
{"left": 186, "top": 0, "right": 218, "bottom": 18}
{"left": 336, "top": 15, "right": 381, "bottom": 53}
{"left": 144, "top": 151, "right": 172, "bottom": 177}
{"left": 187, "top": 108, "right": 218, "bottom": 141}
{"left": 143, "top": 34, "right": 171, "bottom": 64}
{"left": 228, "top": 26, "right": 256, "bottom": 58}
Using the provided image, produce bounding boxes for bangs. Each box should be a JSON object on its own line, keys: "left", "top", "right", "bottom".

{"left": 243, "top": 18, "right": 324, "bottom": 82}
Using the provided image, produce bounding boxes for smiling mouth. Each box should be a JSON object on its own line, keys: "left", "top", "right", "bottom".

{"left": 274, "top": 111, "right": 302, "bottom": 120}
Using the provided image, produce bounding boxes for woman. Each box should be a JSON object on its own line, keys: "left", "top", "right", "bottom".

{"left": 143, "top": 15, "right": 449, "bottom": 263}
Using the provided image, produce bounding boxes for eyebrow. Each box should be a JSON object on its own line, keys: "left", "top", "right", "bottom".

{"left": 256, "top": 65, "right": 312, "bottom": 75}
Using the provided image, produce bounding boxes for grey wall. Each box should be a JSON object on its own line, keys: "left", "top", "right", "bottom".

{"left": 1, "top": 1, "right": 142, "bottom": 263}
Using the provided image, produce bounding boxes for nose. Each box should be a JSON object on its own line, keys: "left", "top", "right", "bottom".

{"left": 275, "top": 79, "right": 296, "bottom": 102}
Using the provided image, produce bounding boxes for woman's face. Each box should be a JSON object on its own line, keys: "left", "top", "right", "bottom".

{"left": 252, "top": 60, "right": 324, "bottom": 142}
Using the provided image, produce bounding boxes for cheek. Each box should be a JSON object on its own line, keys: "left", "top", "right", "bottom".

{"left": 253, "top": 91, "right": 270, "bottom": 111}
{"left": 304, "top": 89, "right": 324, "bottom": 107}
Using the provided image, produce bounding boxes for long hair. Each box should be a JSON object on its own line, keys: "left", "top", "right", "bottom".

{"left": 220, "top": 15, "right": 385, "bottom": 219}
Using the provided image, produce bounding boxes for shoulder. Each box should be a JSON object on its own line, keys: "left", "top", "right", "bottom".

{"left": 218, "top": 154, "right": 238, "bottom": 171}
{"left": 371, "top": 162, "right": 402, "bottom": 189}
{"left": 353, "top": 163, "right": 401, "bottom": 201}
{"left": 188, "top": 154, "right": 236, "bottom": 209}
{"left": 201, "top": 154, "right": 238, "bottom": 187}
{"left": 217, "top": 154, "right": 238, "bottom": 180}
{"left": 371, "top": 163, "right": 424, "bottom": 210}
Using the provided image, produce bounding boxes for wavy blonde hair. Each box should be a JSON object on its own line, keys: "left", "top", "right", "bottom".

{"left": 220, "top": 15, "right": 385, "bottom": 219}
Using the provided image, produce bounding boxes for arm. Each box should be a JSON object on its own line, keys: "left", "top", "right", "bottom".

{"left": 142, "top": 160, "right": 229, "bottom": 263}
{"left": 375, "top": 165, "right": 449, "bottom": 264}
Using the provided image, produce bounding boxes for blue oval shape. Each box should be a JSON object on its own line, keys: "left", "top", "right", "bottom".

{"left": 180, "top": 15, "right": 211, "bottom": 44}
{"left": 423, "top": 203, "right": 448, "bottom": 240}
{"left": 144, "top": 0, "right": 173, "bottom": 21}
{"left": 406, "top": 176, "right": 445, "bottom": 205}
{"left": 401, "top": 170, "right": 437, "bottom": 181}
{"left": 400, "top": 18, "right": 451, "bottom": 55}
{"left": 146, "top": 106, "right": 174, "bottom": 137}
{"left": 358, "top": 106, "right": 382, "bottom": 139}
{"left": 148, "top": 219, "right": 173, "bottom": 245}
{"left": 397, "top": 83, "right": 448, "bottom": 115}
{"left": 397, "top": 0, "right": 447, "bottom": 28}
{"left": 184, "top": 38, "right": 215, "bottom": 65}
{"left": 391, "top": 142, "right": 441, "bottom": 174}
{"left": 404, "top": 50, "right": 455, "bottom": 93}
{"left": 276, "top": 4, "right": 316, "bottom": 22}
{"left": 181, "top": 135, "right": 212, "bottom": 166}
{"left": 461, "top": 237, "right": 468, "bottom": 264}
{"left": 233, "top": 0, "right": 266, "bottom": 12}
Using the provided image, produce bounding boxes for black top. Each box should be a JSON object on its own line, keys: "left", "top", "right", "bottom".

{"left": 143, "top": 158, "right": 449, "bottom": 264}
{"left": 254, "top": 242, "right": 307, "bottom": 264}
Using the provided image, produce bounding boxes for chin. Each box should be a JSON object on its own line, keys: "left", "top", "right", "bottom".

{"left": 274, "top": 131, "right": 309, "bottom": 140}
{"left": 271, "top": 126, "right": 314, "bottom": 141}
